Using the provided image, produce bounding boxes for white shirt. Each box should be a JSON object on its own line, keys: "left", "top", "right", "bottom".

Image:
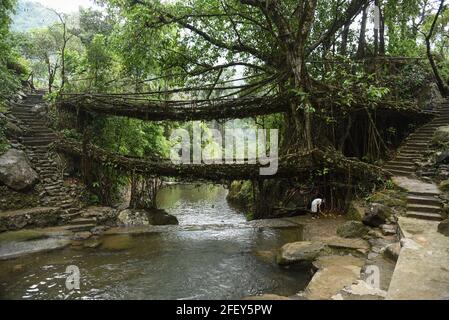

{"left": 311, "top": 198, "right": 323, "bottom": 213}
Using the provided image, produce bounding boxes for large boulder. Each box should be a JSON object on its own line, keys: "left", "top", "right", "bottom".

{"left": 437, "top": 220, "right": 449, "bottom": 237}
{"left": 362, "top": 203, "right": 392, "bottom": 227}
{"left": 276, "top": 241, "right": 326, "bottom": 265}
{"left": 337, "top": 221, "right": 369, "bottom": 238}
{"left": 117, "top": 209, "right": 150, "bottom": 227}
{"left": 0, "top": 149, "right": 39, "bottom": 191}
{"left": 117, "top": 208, "right": 178, "bottom": 227}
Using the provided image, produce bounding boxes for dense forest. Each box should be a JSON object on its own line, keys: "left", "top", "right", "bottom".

{"left": 1, "top": 0, "right": 449, "bottom": 217}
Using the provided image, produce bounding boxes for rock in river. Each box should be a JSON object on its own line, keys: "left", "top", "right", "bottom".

{"left": 117, "top": 208, "right": 178, "bottom": 227}
{"left": 276, "top": 241, "right": 326, "bottom": 265}
{"left": 0, "top": 149, "right": 39, "bottom": 191}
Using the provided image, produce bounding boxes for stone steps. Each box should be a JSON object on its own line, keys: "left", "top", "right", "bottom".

{"left": 404, "top": 211, "right": 442, "bottom": 221}
{"left": 385, "top": 100, "right": 447, "bottom": 222}
{"left": 9, "top": 92, "right": 82, "bottom": 225}
{"left": 386, "top": 169, "right": 411, "bottom": 176}
{"left": 406, "top": 204, "right": 441, "bottom": 214}
{"left": 406, "top": 195, "right": 441, "bottom": 206}
{"left": 387, "top": 161, "right": 415, "bottom": 166}
{"left": 384, "top": 164, "right": 415, "bottom": 173}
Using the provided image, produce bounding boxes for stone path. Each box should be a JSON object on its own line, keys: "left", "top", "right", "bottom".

{"left": 384, "top": 99, "right": 449, "bottom": 221}
{"left": 384, "top": 99, "right": 449, "bottom": 299}
{"left": 9, "top": 92, "right": 97, "bottom": 230}
{"left": 387, "top": 217, "right": 449, "bottom": 299}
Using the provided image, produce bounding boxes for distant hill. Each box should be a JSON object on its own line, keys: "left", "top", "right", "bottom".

{"left": 11, "top": 0, "right": 59, "bottom": 32}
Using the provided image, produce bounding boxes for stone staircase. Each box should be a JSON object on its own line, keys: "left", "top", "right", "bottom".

{"left": 384, "top": 99, "right": 449, "bottom": 221}
{"left": 9, "top": 92, "right": 97, "bottom": 230}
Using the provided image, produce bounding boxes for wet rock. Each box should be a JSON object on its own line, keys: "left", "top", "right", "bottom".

{"left": 380, "top": 224, "right": 397, "bottom": 236}
{"left": 383, "top": 242, "right": 401, "bottom": 261}
{"left": 337, "top": 221, "right": 369, "bottom": 238}
{"left": 0, "top": 207, "right": 60, "bottom": 232}
{"left": 117, "top": 208, "right": 178, "bottom": 227}
{"left": 0, "top": 229, "right": 48, "bottom": 243}
{"left": 276, "top": 241, "right": 326, "bottom": 265}
{"left": 0, "top": 238, "right": 70, "bottom": 260}
{"left": 362, "top": 203, "right": 392, "bottom": 227}
{"left": 117, "top": 209, "right": 149, "bottom": 227}
{"left": 0, "top": 149, "right": 39, "bottom": 191}
{"left": 337, "top": 280, "right": 387, "bottom": 300}
{"left": 321, "top": 236, "right": 369, "bottom": 254}
{"left": 303, "top": 255, "right": 365, "bottom": 300}
{"left": 437, "top": 220, "right": 449, "bottom": 237}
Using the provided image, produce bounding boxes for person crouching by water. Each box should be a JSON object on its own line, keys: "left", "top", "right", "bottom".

{"left": 311, "top": 198, "right": 325, "bottom": 214}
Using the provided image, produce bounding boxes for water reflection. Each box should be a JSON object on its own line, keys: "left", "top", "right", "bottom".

{"left": 0, "top": 184, "right": 310, "bottom": 300}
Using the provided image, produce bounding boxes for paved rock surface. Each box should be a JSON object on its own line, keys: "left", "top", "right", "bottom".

{"left": 0, "top": 238, "right": 70, "bottom": 260}
{"left": 387, "top": 217, "right": 449, "bottom": 299}
{"left": 301, "top": 255, "right": 365, "bottom": 300}
{"left": 276, "top": 241, "right": 326, "bottom": 265}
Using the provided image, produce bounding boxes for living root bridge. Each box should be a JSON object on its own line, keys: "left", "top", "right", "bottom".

{"left": 57, "top": 94, "right": 290, "bottom": 121}
{"left": 53, "top": 138, "right": 389, "bottom": 183}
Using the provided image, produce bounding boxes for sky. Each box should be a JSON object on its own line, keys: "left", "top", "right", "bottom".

{"left": 33, "top": 0, "right": 100, "bottom": 13}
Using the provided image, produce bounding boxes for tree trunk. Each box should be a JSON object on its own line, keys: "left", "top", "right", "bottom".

{"left": 426, "top": 38, "right": 449, "bottom": 96}
{"left": 340, "top": 21, "right": 351, "bottom": 56}
{"left": 379, "top": 3, "right": 385, "bottom": 55}
{"left": 356, "top": 5, "right": 368, "bottom": 58}
{"left": 425, "top": 0, "right": 449, "bottom": 96}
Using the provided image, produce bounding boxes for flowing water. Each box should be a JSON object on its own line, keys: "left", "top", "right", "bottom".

{"left": 0, "top": 184, "right": 310, "bottom": 300}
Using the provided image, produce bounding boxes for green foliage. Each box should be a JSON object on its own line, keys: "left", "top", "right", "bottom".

{"left": 61, "top": 128, "right": 82, "bottom": 140}
{"left": 0, "top": 117, "right": 10, "bottom": 154}
{"left": 440, "top": 180, "right": 449, "bottom": 192}
{"left": 1, "top": 0, "right": 22, "bottom": 104}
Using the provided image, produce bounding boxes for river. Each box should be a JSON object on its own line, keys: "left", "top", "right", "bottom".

{"left": 0, "top": 184, "right": 310, "bottom": 300}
